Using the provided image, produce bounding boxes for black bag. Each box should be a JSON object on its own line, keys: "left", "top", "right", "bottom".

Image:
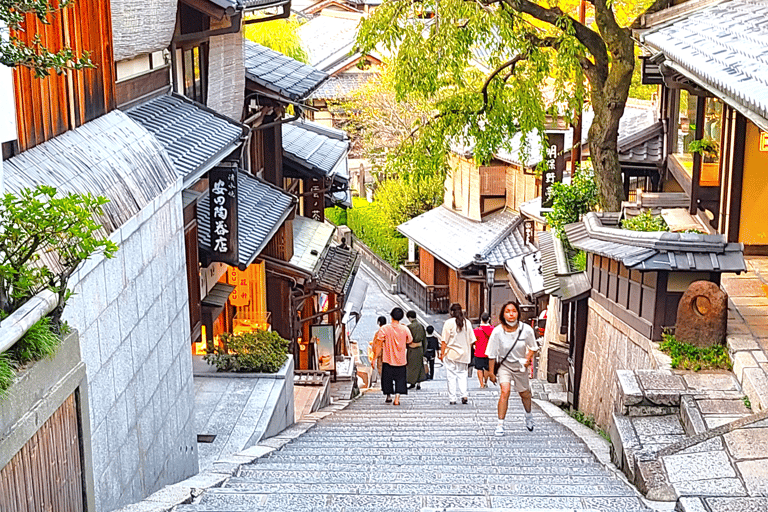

{"left": 492, "top": 329, "right": 522, "bottom": 376}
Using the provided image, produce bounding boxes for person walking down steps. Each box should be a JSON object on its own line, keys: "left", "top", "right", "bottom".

{"left": 424, "top": 325, "right": 440, "bottom": 380}
{"left": 405, "top": 310, "right": 427, "bottom": 389}
{"left": 487, "top": 301, "right": 539, "bottom": 435}
{"left": 440, "top": 303, "right": 476, "bottom": 405}
{"left": 372, "top": 307, "right": 411, "bottom": 406}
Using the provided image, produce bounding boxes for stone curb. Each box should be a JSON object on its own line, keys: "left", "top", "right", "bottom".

{"left": 112, "top": 398, "right": 357, "bottom": 512}
{"left": 533, "top": 399, "right": 676, "bottom": 512}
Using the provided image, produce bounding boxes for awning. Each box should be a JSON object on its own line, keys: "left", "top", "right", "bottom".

{"left": 282, "top": 119, "right": 349, "bottom": 184}
{"left": 290, "top": 216, "right": 336, "bottom": 273}
{"left": 316, "top": 245, "right": 360, "bottom": 296}
{"left": 201, "top": 282, "right": 236, "bottom": 308}
{"left": 197, "top": 170, "right": 296, "bottom": 269}
{"left": 125, "top": 93, "right": 247, "bottom": 185}
{"left": 538, "top": 231, "right": 591, "bottom": 303}
{"left": 505, "top": 252, "right": 545, "bottom": 301}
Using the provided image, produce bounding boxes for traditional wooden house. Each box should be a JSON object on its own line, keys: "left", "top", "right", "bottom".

{"left": 636, "top": 0, "right": 768, "bottom": 252}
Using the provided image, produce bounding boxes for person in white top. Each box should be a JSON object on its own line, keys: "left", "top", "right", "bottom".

{"left": 487, "top": 301, "right": 539, "bottom": 435}
{"left": 440, "top": 303, "right": 476, "bottom": 405}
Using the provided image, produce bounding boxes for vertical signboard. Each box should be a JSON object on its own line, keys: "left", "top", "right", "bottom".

{"left": 304, "top": 177, "right": 325, "bottom": 222}
{"left": 209, "top": 168, "right": 238, "bottom": 265}
{"left": 311, "top": 324, "right": 335, "bottom": 372}
{"left": 541, "top": 132, "right": 565, "bottom": 210}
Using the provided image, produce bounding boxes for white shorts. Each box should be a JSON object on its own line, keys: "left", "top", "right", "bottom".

{"left": 496, "top": 362, "right": 530, "bottom": 392}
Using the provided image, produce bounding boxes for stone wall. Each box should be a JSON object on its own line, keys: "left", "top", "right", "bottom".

{"left": 207, "top": 25, "right": 245, "bottom": 121}
{"left": 62, "top": 179, "right": 196, "bottom": 512}
{"left": 579, "top": 298, "right": 662, "bottom": 429}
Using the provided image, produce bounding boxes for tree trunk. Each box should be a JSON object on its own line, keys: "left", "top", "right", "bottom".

{"left": 589, "top": 99, "right": 626, "bottom": 212}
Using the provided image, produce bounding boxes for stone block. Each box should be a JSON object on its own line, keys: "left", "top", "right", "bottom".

{"left": 98, "top": 301, "right": 123, "bottom": 362}
{"left": 698, "top": 399, "right": 751, "bottom": 415}
{"left": 741, "top": 367, "right": 768, "bottom": 412}
{"left": 107, "top": 394, "right": 130, "bottom": 453}
{"left": 89, "top": 365, "right": 116, "bottom": 430}
{"left": 636, "top": 459, "right": 676, "bottom": 501}
{"left": 672, "top": 477, "right": 747, "bottom": 497}
{"left": 645, "top": 389, "right": 682, "bottom": 407}
{"left": 616, "top": 370, "right": 644, "bottom": 408}
{"left": 724, "top": 427, "right": 768, "bottom": 460}
{"left": 610, "top": 412, "right": 640, "bottom": 481}
{"left": 112, "top": 342, "right": 135, "bottom": 398}
{"left": 705, "top": 415, "right": 749, "bottom": 429}
{"left": 676, "top": 281, "right": 728, "bottom": 347}
{"left": 733, "top": 351, "right": 760, "bottom": 383}
{"left": 118, "top": 280, "right": 140, "bottom": 343}
{"left": 81, "top": 264, "right": 107, "bottom": 327}
{"left": 678, "top": 437, "right": 725, "bottom": 454}
{"left": 736, "top": 459, "right": 768, "bottom": 496}
{"left": 135, "top": 267, "right": 155, "bottom": 319}
{"left": 680, "top": 395, "right": 707, "bottom": 436}
{"left": 637, "top": 369, "right": 686, "bottom": 392}
{"left": 704, "top": 497, "right": 768, "bottom": 512}
{"left": 752, "top": 350, "right": 768, "bottom": 363}
{"left": 627, "top": 405, "right": 679, "bottom": 417}
{"left": 122, "top": 230, "right": 144, "bottom": 283}
{"left": 103, "top": 247, "right": 127, "bottom": 305}
{"left": 662, "top": 450, "right": 736, "bottom": 482}
{"left": 683, "top": 372, "right": 739, "bottom": 391}
{"left": 677, "top": 497, "right": 708, "bottom": 512}
{"left": 79, "top": 323, "right": 102, "bottom": 374}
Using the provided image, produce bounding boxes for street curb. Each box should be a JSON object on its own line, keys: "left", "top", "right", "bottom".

{"left": 534, "top": 399, "right": 675, "bottom": 512}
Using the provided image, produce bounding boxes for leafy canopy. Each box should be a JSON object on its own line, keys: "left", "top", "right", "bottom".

{"left": 544, "top": 163, "right": 598, "bottom": 241}
{"left": 1, "top": 0, "right": 94, "bottom": 77}
{"left": 244, "top": 16, "right": 308, "bottom": 64}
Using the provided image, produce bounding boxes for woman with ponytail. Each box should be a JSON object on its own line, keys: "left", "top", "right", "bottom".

{"left": 487, "top": 301, "right": 539, "bottom": 435}
{"left": 439, "top": 303, "right": 476, "bottom": 405}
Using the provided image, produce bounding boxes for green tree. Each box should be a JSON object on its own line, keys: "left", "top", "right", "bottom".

{"left": 1, "top": 0, "right": 93, "bottom": 77}
{"left": 357, "top": 0, "right": 670, "bottom": 211}
{"left": 544, "top": 163, "right": 598, "bottom": 241}
{"left": 0, "top": 185, "right": 118, "bottom": 328}
{"left": 244, "top": 16, "right": 308, "bottom": 63}
{"left": 374, "top": 172, "right": 445, "bottom": 228}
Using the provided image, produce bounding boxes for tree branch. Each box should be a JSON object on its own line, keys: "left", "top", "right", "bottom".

{"left": 631, "top": 0, "right": 671, "bottom": 29}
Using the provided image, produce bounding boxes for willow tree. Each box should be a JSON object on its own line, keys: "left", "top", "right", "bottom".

{"left": 357, "top": 0, "right": 669, "bottom": 211}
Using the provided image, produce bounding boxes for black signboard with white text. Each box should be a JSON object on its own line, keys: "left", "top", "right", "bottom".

{"left": 541, "top": 132, "right": 565, "bottom": 210}
{"left": 208, "top": 167, "right": 238, "bottom": 265}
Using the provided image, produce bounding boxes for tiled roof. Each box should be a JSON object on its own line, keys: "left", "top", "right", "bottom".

{"left": 619, "top": 121, "right": 663, "bottom": 165}
{"left": 640, "top": 0, "right": 768, "bottom": 131}
{"left": 2, "top": 110, "right": 177, "bottom": 236}
{"left": 244, "top": 41, "right": 329, "bottom": 101}
{"left": 297, "top": 14, "right": 361, "bottom": 71}
{"left": 311, "top": 72, "right": 375, "bottom": 100}
{"left": 504, "top": 252, "right": 545, "bottom": 300}
{"left": 282, "top": 119, "right": 349, "bottom": 178}
{"left": 398, "top": 207, "right": 536, "bottom": 270}
{"left": 538, "top": 232, "right": 561, "bottom": 295}
{"left": 290, "top": 216, "right": 336, "bottom": 273}
{"left": 125, "top": 94, "right": 246, "bottom": 183}
{"left": 317, "top": 245, "right": 360, "bottom": 295}
{"left": 198, "top": 170, "right": 296, "bottom": 269}
{"left": 564, "top": 212, "right": 746, "bottom": 273}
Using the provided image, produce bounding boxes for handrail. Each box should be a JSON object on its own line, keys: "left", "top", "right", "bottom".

{"left": 0, "top": 289, "right": 58, "bottom": 354}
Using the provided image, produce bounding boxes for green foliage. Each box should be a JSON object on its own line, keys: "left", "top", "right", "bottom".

{"left": 629, "top": 52, "right": 656, "bottom": 101}
{"left": 373, "top": 173, "right": 444, "bottom": 229}
{"left": 346, "top": 197, "right": 408, "bottom": 268}
{"left": 569, "top": 409, "right": 596, "bottom": 429}
{"left": 621, "top": 210, "right": 668, "bottom": 232}
{"left": 544, "top": 164, "right": 598, "bottom": 241}
{"left": 325, "top": 206, "right": 348, "bottom": 226}
{"left": 659, "top": 332, "right": 733, "bottom": 372}
{"left": 204, "top": 329, "right": 289, "bottom": 373}
{"left": 688, "top": 138, "right": 719, "bottom": 162}
{"left": 0, "top": 0, "right": 94, "bottom": 77}
{"left": 10, "top": 316, "right": 59, "bottom": 365}
{"left": 244, "top": 16, "right": 308, "bottom": 63}
{"left": 743, "top": 396, "right": 752, "bottom": 410}
{"left": 0, "top": 353, "right": 14, "bottom": 398}
{"left": 571, "top": 250, "right": 586, "bottom": 272}
{"left": 0, "top": 185, "right": 118, "bottom": 327}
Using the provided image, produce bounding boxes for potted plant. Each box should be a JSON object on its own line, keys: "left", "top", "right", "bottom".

{"left": 688, "top": 138, "right": 719, "bottom": 163}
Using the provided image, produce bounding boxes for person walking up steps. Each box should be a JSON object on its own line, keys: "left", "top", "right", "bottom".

{"left": 440, "top": 303, "right": 475, "bottom": 405}
{"left": 369, "top": 316, "right": 387, "bottom": 384}
{"left": 473, "top": 312, "right": 494, "bottom": 388}
{"left": 372, "top": 307, "right": 411, "bottom": 406}
{"left": 405, "top": 310, "right": 427, "bottom": 389}
{"left": 487, "top": 301, "right": 539, "bottom": 435}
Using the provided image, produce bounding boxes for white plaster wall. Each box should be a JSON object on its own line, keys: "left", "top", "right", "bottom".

{"left": 63, "top": 178, "right": 196, "bottom": 511}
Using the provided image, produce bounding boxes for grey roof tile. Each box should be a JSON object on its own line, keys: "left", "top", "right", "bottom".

{"left": 282, "top": 119, "right": 349, "bottom": 177}
{"left": 317, "top": 245, "right": 360, "bottom": 295}
{"left": 564, "top": 212, "right": 746, "bottom": 273}
{"left": 311, "top": 72, "right": 376, "bottom": 100}
{"left": 198, "top": 171, "right": 296, "bottom": 269}
{"left": 297, "top": 14, "right": 361, "bottom": 71}
{"left": 125, "top": 94, "right": 245, "bottom": 182}
{"left": 290, "top": 216, "right": 336, "bottom": 272}
{"left": 398, "top": 207, "right": 536, "bottom": 270}
{"left": 642, "top": 0, "right": 768, "bottom": 130}
{"left": 244, "top": 41, "right": 329, "bottom": 101}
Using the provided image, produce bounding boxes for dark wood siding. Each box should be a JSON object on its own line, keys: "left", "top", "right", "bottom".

{"left": 12, "top": 0, "right": 115, "bottom": 151}
{"left": 184, "top": 200, "right": 202, "bottom": 344}
{"left": 419, "top": 248, "right": 435, "bottom": 285}
{"left": 0, "top": 393, "right": 84, "bottom": 512}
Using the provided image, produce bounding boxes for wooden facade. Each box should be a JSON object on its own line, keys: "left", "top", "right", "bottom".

{"left": 0, "top": 393, "right": 84, "bottom": 512}
{"left": 12, "top": 0, "right": 115, "bottom": 151}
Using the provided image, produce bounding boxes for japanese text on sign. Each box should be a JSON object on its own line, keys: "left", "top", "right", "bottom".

{"left": 208, "top": 168, "right": 238, "bottom": 264}
{"left": 541, "top": 133, "right": 565, "bottom": 210}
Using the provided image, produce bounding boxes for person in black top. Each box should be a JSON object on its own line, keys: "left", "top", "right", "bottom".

{"left": 424, "top": 325, "right": 440, "bottom": 380}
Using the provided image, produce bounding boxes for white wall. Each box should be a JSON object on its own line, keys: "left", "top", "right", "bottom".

{"left": 63, "top": 179, "right": 196, "bottom": 511}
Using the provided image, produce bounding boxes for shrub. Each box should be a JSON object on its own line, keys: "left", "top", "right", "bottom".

{"left": 0, "top": 354, "right": 14, "bottom": 398}
{"left": 659, "top": 332, "right": 732, "bottom": 371}
{"left": 544, "top": 164, "right": 598, "bottom": 242}
{"left": 621, "top": 210, "right": 668, "bottom": 232}
{"left": 325, "top": 206, "right": 348, "bottom": 226}
{"left": 10, "top": 317, "right": 60, "bottom": 365}
{"left": 204, "top": 329, "right": 289, "bottom": 373}
{"left": 346, "top": 197, "right": 408, "bottom": 267}
{"left": 571, "top": 250, "right": 586, "bottom": 272}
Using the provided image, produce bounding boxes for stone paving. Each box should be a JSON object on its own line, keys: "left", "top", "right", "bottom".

{"left": 172, "top": 376, "right": 654, "bottom": 512}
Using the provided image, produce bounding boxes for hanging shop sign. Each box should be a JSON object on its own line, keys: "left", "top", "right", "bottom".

{"left": 227, "top": 267, "right": 250, "bottom": 307}
{"left": 304, "top": 177, "right": 325, "bottom": 222}
{"left": 311, "top": 324, "right": 335, "bottom": 372}
{"left": 541, "top": 132, "right": 565, "bottom": 210}
{"left": 209, "top": 168, "right": 238, "bottom": 265}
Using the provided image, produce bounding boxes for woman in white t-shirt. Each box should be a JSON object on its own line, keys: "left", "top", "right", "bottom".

{"left": 439, "top": 303, "right": 476, "bottom": 405}
{"left": 487, "top": 301, "right": 539, "bottom": 436}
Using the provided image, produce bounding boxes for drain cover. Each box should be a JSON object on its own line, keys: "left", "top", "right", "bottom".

{"left": 197, "top": 434, "right": 216, "bottom": 443}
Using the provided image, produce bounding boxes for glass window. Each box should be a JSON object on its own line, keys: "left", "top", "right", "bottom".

{"left": 677, "top": 90, "right": 699, "bottom": 155}
{"left": 182, "top": 44, "right": 208, "bottom": 105}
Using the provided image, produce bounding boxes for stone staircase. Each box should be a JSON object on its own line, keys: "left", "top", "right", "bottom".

{"left": 173, "top": 383, "right": 651, "bottom": 512}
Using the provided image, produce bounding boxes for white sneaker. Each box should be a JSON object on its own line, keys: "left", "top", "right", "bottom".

{"left": 525, "top": 414, "right": 534, "bottom": 432}
{"left": 494, "top": 424, "right": 504, "bottom": 436}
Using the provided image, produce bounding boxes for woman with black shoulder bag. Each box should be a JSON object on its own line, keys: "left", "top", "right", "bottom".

{"left": 487, "top": 301, "right": 539, "bottom": 436}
